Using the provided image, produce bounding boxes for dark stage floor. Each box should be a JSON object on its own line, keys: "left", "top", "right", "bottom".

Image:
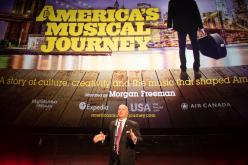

{"left": 1, "top": 132, "right": 248, "bottom": 165}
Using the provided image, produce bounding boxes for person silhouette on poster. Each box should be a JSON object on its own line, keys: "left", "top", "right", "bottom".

{"left": 167, "top": 0, "right": 206, "bottom": 80}
{"left": 93, "top": 104, "right": 142, "bottom": 165}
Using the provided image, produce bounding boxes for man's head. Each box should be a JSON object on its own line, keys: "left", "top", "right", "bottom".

{"left": 117, "top": 104, "right": 129, "bottom": 119}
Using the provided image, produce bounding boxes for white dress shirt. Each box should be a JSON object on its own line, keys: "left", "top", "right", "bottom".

{"left": 116, "top": 118, "right": 127, "bottom": 134}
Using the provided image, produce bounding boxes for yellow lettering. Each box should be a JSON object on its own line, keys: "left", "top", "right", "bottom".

{"left": 128, "top": 9, "right": 144, "bottom": 21}
{"left": 115, "top": 9, "right": 129, "bottom": 22}
{"left": 102, "top": 37, "right": 119, "bottom": 51}
{"left": 36, "top": 5, "right": 58, "bottom": 22}
{"left": 68, "top": 23, "right": 84, "bottom": 36}
{"left": 56, "top": 9, "right": 77, "bottom": 22}
{"left": 146, "top": 8, "right": 160, "bottom": 21}
{"left": 97, "top": 23, "right": 107, "bottom": 36}
{"left": 84, "top": 23, "right": 98, "bottom": 36}
{"left": 135, "top": 22, "right": 151, "bottom": 35}
{"left": 119, "top": 37, "right": 135, "bottom": 51}
{"left": 106, "top": 22, "right": 121, "bottom": 36}
{"left": 92, "top": 10, "right": 107, "bottom": 22}
{"left": 56, "top": 37, "right": 71, "bottom": 51}
{"left": 45, "top": 22, "right": 68, "bottom": 36}
{"left": 120, "top": 22, "right": 135, "bottom": 36}
{"left": 77, "top": 10, "right": 92, "bottom": 22}
{"left": 135, "top": 36, "right": 151, "bottom": 51}
{"left": 85, "top": 37, "right": 101, "bottom": 51}
{"left": 40, "top": 37, "right": 57, "bottom": 53}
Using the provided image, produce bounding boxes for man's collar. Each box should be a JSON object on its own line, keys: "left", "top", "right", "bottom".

{"left": 118, "top": 118, "right": 127, "bottom": 123}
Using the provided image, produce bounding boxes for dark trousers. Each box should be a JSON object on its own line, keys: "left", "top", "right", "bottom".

{"left": 177, "top": 31, "right": 200, "bottom": 72}
{"left": 109, "top": 152, "right": 120, "bottom": 165}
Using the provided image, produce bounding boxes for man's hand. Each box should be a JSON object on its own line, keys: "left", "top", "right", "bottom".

{"left": 93, "top": 131, "right": 105, "bottom": 143}
{"left": 130, "top": 129, "right": 137, "bottom": 144}
{"left": 200, "top": 28, "right": 206, "bottom": 35}
{"left": 168, "top": 28, "right": 173, "bottom": 32}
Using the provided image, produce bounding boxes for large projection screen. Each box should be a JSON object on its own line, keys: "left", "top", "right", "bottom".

{"left": 0, "top": 0, "right": 248, "bottom": 133}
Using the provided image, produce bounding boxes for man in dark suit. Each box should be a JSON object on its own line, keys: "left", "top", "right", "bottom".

{"left": 167, "top": 0, "right": 205, "bottom": 80}
{"left": 93, "top": 104, "right": 142, "bottom": 165}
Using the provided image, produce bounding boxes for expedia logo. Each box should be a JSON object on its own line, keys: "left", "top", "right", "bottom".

{"left": 79, "top": 102, "right": 87, "bottom": 110}
{"left": 79, "top": 102, "right": 108, "bottom": 111}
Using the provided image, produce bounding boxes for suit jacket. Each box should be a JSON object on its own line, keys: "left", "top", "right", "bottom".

{"left": 167, "top": 0, "right": 204, "bottom": 33}
{"left": 107, "top": 119, "right": 142, "bottom": 165}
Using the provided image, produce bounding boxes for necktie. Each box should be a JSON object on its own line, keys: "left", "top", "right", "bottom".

{"left": 115, "top": 121, "right": 122, "bottom": 155}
